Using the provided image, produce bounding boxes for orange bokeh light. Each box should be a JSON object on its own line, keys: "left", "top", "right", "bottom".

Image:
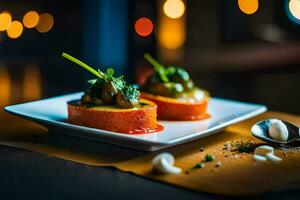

{"left": 23, "top": 65, "right": 42, "bottom": 101}
{"left": 23, "top": 11, "right": 39, "bottom": 28}
{"left": 158, "top": 19, "right": 185, "bottom": 49}
{"left": 134, "top": 17, "right": 153, "bottom": 37}
{"left": 0, "top": 65, "right": 11, "bottom": 106}
{"left": 7, "top": 21, "right": 23, "bottom": 39}
{"left": 0, "top": 12, "right": 12, "bottom": 31}
{"left": 36, "top": 13, "right": 54, "bottom": 33}
{"left": 238, "top": 0, "right": 259, "bottom": 15}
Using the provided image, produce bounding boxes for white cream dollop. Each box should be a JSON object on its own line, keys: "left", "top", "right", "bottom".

{"left": 177, "top": 89, "right": 205, "bottom": 103}
{"left": 152, "top": 153, "right": 182, "bottom": 174}
{"left": 253, "top": 145, "right": 282, "bottom": 162}
{"left": 268, "top": 119, "right": 289, "bottom": 142}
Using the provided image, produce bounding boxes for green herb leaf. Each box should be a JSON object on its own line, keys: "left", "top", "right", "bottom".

{"left": 113, "top": 76, "right": 125, "bottom": 91}
{"left": 107, "top": 68, "right": 114, "bottom": 76}
{"left": 175, "top": 68, "right": 190, "bottom": 81}
{"left": 122, "top": 85, "right": 140, "bottom": 103}
{"left": 144, "top": 53, "right": 169, "bottom": 82}
{"left": 62, "top": 52, "right": 141, "bottom": 108}
{"left": 87, "top": 79, "right": 98, "bottom": 85}
{"left": 204, "top": 154, "right": 215, "bottom": 162}
{"left": 194, "top": 162, "right": 205, "bottom": 169}
{"left": 223, "top": 140, "right": 257, "bottom": 153}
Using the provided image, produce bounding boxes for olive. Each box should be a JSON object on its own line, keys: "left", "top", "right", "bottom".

{"left": 171, "top": 74, "right": 184, "bottom": 83}
{"left": 171, "top": 69, "right": 189, "bottom": 81}
{"left": 116, "top": 92, "right": 139, "bottom": 108}
{"left": 81, "top": 93, "right": 91, "bottom": 104}
{"left": 147, "top": 83, "right": 171, "bottom": 97}
{"left": 147, "top": 82, "right": 184, "bottom": 97}
{"left": 167, "top": 82, "right": 184, "bottom": 95}
{"left": 101, "top": 81, "right": 118, "bottom": 104}
{"left": 183, "top": 79, "right": 194, "bottom": 91}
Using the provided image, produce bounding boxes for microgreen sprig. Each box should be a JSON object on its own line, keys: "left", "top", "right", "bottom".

{"left": 61, "top": 52, "right": 124, "bottom": 89}
{"left": 144, "top": 53, "right": 169, "bottom": 82}
{"left": 61, "top": 52, "right": 139, "bottom": 104}
{"left": 62, "top": 52, "right": 102, "bottom": 78}
{"left": 144, "top": 53, "right": 190, "bottom": 83}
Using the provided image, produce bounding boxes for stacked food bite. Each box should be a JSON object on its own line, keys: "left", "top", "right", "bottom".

{"left": 62, "top": 52, "right": 210, "bottom": 134}
{"left": 141, "top": 53, "right": 209, "bottom": 121}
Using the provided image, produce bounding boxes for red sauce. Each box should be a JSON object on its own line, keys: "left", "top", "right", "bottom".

{"left": 193, "top": 113, "right": 210, "bottom": 120}
{"left": 125, "top": 124, "right": 164, "bottom": 135}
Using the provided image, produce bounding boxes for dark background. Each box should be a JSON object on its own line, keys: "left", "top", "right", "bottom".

{"left": 1, "top": 1, "right": 300, "bottom": 199}
{"left": 1, "top": 0, "right": 300, "bottom": 114}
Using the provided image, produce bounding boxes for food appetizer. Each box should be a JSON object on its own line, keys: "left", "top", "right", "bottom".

{"left": 141, "top": 53, "right": 209, "bottom": 121}
{"left": 62, "top": 52, "right": 162, "bottom": 134}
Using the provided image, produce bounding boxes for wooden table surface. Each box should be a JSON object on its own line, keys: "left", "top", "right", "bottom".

{"left": 1, "top": 111, "right": 300, "bottom": 199}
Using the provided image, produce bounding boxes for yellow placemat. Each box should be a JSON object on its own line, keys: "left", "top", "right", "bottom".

{"left": 1, "top": 111, "right": 300, "bottom": 196}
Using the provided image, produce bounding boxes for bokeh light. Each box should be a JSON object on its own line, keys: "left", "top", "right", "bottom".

{"left": 23, "top": 65, "right": 42, "bottom": 101}
{"left": 134, "top": 17, "right": 153, "bottom": 37}
{"left": 6, "top": 21, "right": 23, "bottom": 39}
{"left": 35, "top": 13, "right": 54, "bottom": 33}
{"left": 23, "top": 11, "right": 39, "bottom": 28}
{"left": 0, "top": 65, "right": 11, "bottom": 106}
{"left": 0, "top": 12, "right": 12, "bottom": 31}
{"left": 288, "top": 0, "right": 300, "bottom": 20}
{"left": 158, "top": 19, "right": 185, "bottom": 49}
{"left": 163, "top": 0, "right": 185, "bottom": 19}
{"left": 238, "top": 0, "right": 259, "bottom": 15}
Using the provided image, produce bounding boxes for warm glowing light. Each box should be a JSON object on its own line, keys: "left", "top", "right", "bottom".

{"left": 0, "top": 12, "right": 12, "bottom": 31}
{"left": 23, "top": 65, "right": 42, "bottom": 101}
{"left": 134, "top": 17, "right": 153, "bottom": 37}
{"left": 0, "top": 65, "right": 11, "bottom": 105}
{"left": 158, "top": 19, "right": 185, "bottom": 49}
{"left": 23, "top": 11, "right": 39, "bottom": 28}
{"left": 163, "top": 0, "right": 185, "bottom": 19}
{"left": 238, "top": 0, "right": 259, "bottom": 15}
{"left": 6, "top": 21, "right": 23, "bottom": 39}
{"left": 35, "top": 13, "right": 54, "bottom": 33}
{"left": 288, "top": 0, "right": 300, "bottom": 20}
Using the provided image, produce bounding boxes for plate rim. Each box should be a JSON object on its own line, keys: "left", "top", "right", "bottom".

{"left": 4, "top": 92, "right": 267, "bottom": 147}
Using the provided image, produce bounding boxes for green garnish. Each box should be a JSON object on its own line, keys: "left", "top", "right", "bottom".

{"left": 61, "top": 52, "right": 139, "bottom": 108}
{"left": 62, "top": 52, "right": 125, "bottom": 90}
{"left": 143, "top": 53, "right": 195, "bottom": 98}
{"left": 62, "top": 52, "right": 101, "bottom": 78}
{"left": 223, "top": 140, "right": 257, "bottom": 153}
{"left": 144, "top": 53, "right": 190, "bottom": 83}
{"left": 122, "top": 85, "right": 140, "bottom": 104}
{"left": 204, "top": 154, "right": 215, "bottom": 162}
{"left": 174, "top": 68, "right": 190, "bottom": 82}
{"left": 194, "top": 162, "right": 205, "bottom": 169}
{"left": 144, "top": 53, "right": 168, "bottom": 82}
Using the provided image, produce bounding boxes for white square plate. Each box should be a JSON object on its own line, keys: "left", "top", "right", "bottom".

{"left": 4, "top": 92, "right": 267, "bottom": 151}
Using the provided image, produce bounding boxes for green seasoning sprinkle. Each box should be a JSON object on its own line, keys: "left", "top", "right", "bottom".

{"left": 204, "top": 154, "right": 215, "bottom": 162}
{"left": 223, "top": 140, "right": 257, "bottom": 153}
{"left": 194, "top": 162, "right": 205, "bottom": 169}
